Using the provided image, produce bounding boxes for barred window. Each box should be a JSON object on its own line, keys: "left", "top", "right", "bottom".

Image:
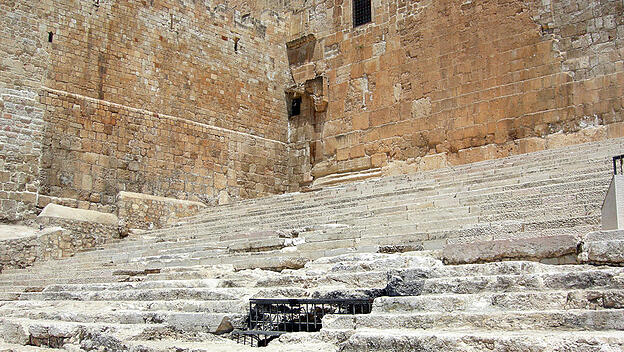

{"left": 353, "top": 0, "right": 371, "bottom": 27}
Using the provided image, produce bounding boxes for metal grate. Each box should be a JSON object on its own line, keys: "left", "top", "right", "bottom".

{"left": 233, "top": 298, "right": 373, "bottom": 347}
{"left": 614, "top": 155, "right": 624, "bottom": 175}
{"left": 353, "top": 0, "right": 372, "bottom": 27}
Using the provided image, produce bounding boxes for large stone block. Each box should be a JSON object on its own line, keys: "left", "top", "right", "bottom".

{"left": 38, "top": 203, "right": 118, "bottom": 226}
{"left": 442, "top": 235, "right": 580, "bottom": 264}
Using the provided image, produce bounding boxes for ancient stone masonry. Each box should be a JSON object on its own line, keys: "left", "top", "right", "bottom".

{"left": 286, "top": 0, "right": 624, "bottom": 186}
{"left": 0, "top": 0, "right": 293, "bottom": 221}
{"left": 2, "top": 0, "right": 624, "bottom": 222}
{"left": 0, "top": 1, "right": 50, "bottom": 221}
{"left": 116, "top": 191, "right": 207, "bottom": 230}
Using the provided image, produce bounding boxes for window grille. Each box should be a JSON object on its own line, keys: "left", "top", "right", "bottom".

{"left": 353, "top": 0, "right": 372, "bottom": 27}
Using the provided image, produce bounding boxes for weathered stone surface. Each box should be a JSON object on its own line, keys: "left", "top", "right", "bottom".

{"left": 442, "top": 235, "right": 580, "bottom": 264}
{"left": 340, "top": 330, "right": 624, "bottom": 352}
{"left": 385, "top": 269, "right": 428, "bottom": 297}
{"left": 579, "top": 230, "right": 624, "bottom": 264}
{"left": 581, "top": 240, "right": 624, "bottom": 264}
{"left": 38, "top": 204, "right": 118, "bottom": 226}
{"left": 287, "top": 0, "right": 624, "bottom": 189}
{"left": 117, "top": 191, "right": 207, "bottom": 230}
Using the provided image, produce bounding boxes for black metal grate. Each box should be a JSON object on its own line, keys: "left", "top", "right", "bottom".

{"left": 613, "top": 155, "right": 624, "bottom": 175}
{"left": 233, "top": 298, "right": 373, "bottom": 347}
{"left": 353, "top": 0, "right": 372, "bottom": 27}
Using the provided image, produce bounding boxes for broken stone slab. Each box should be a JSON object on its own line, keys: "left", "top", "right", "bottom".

{"left": 0, "top": 224, "right": 39, "bottom": 241}
{"left": 583, "top": 229, "right": 624, "bottom": 242}
{"left": 578, "top": 230, "right": 624, "bottom": 265}
{"left": 441, "top": 235, "right": 580, "bottom": 265}
{"left": 580, "top": 240, "right": 624, "bottom": 265}
{"left": 339, "top": 330, "right": 624, "bottom": 352}
{"left": 38, "top": 204, "right": 118, "bottom": 226}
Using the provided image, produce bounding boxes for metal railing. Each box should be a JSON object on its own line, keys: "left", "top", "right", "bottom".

{"left": 614, "top": 155, "right": 624, "bottom": 175}
{"left": 232, "top": 298, "right": 373, "bottom": 347}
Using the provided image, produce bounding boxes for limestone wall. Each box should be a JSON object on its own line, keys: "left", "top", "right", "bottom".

{"left": 2, "top": 0, "right": 623, "bottom": 222}
{"left": 0, "top": 1, "right": 50, "bottom": 221}
{"left": 286, "top": 0, "right": 624, "bottom": 183}
{"left": 0, "top": 0, "right": 294, "bottom": 221}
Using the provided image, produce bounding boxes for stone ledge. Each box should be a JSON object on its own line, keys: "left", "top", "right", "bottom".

{"left": 38, "top": 203, "right": 118, "bottom": 226}
{"left": 441, "top": 235, "right": 580, "bottom": 265}
{"left": 117, "top": 192, "right": 206, "bottom": 208}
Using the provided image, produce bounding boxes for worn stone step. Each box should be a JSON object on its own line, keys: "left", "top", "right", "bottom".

{"left": 0, "top": 299, "right": 246, "bottom": 314}
{"left": 323, "top": 309, "right": 624, "bottom": 331}
{"left": 14, "top": 285, "right": 326, "bottom": 302}
{"left": 143, "top": 166, "right": 610, "bottom": 238}
{"left": 581, "top": 239, "right": 624, "bottom": 265}
{"left": 0, "top": 341, "right": 65, "bottom": 351}
{"left": 255, "top": 270, "right": 388, "bottom": 288}
{"left": 339, "top": 329, "right": 624, "bottom": 352}
{"left": 0, "top": 309, "right": 244, "bottom": 334}
{"left": 16, "top": 288, "right": 255, "bottom": 302}
{"left": 420, "top": 269, "right": 624, "bottom": 295}
{"left": 373, "top": 289, "right": 624, "bottom": 313}
{"left": 353, "top": 215, "right": 600, "bottom": 251}
{"left": 42, "top": 279, "right": 225, "bottom": 292}
{"left": 429, "top": 261, "right": 616, "bottom": 278}
{"left": 0, "top": 317, "right": 169, "bottom": 347}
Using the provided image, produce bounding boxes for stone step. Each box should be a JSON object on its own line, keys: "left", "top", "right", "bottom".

{"left": 338, "top": 329, "right": 624, "bottom": 352}
{"left": 148, "top": 166, "right": 609, "bottom": 235}
{"left": 420, "top": 269, "right": 624, "bottom": 295}
{"left": 0, "top": 317, "right": 169, "bottom": 348}
{"left": 0, "top": 299, "right": 246, "bottom": 314}
{"left": 126, "top": 337, "right": 309, "bottom": 352}
{"left": 16, "top": 287, "right": 259, "bottom": 302}
{"left": 373, "top": 289, "right": 624, "bottom": 313}
{"left": 426, "top": 261, "right": 603, "bottom": 277}
{"left": 0, "top": 341, "right": 65, "bottom": 351}
{"left": 42, "top": 279, "right": 227, "bottom": 292}
{"left": 13, "top": 284, "right": 377, "bottom": 302}
{"left": 323, "top": 309, "right": 624, "bottom": 331}
{"left": 187, "top": 153, "right": 612, "bottom": 222}
{"left": 0, "top": 309, "right": 244, "bottom": 334}
{"left": 359, "top": 223, "right": 597, "bottom": 251}
{"left": 254, "top": 270, "right": 388, "bottom": 288}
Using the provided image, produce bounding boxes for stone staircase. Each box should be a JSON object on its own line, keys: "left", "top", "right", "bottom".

{"left": 325, "top": 260, "right": 624, "bottom": 351}
{"left": 0, "top": 137, "right": 623, "bottom": 350}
